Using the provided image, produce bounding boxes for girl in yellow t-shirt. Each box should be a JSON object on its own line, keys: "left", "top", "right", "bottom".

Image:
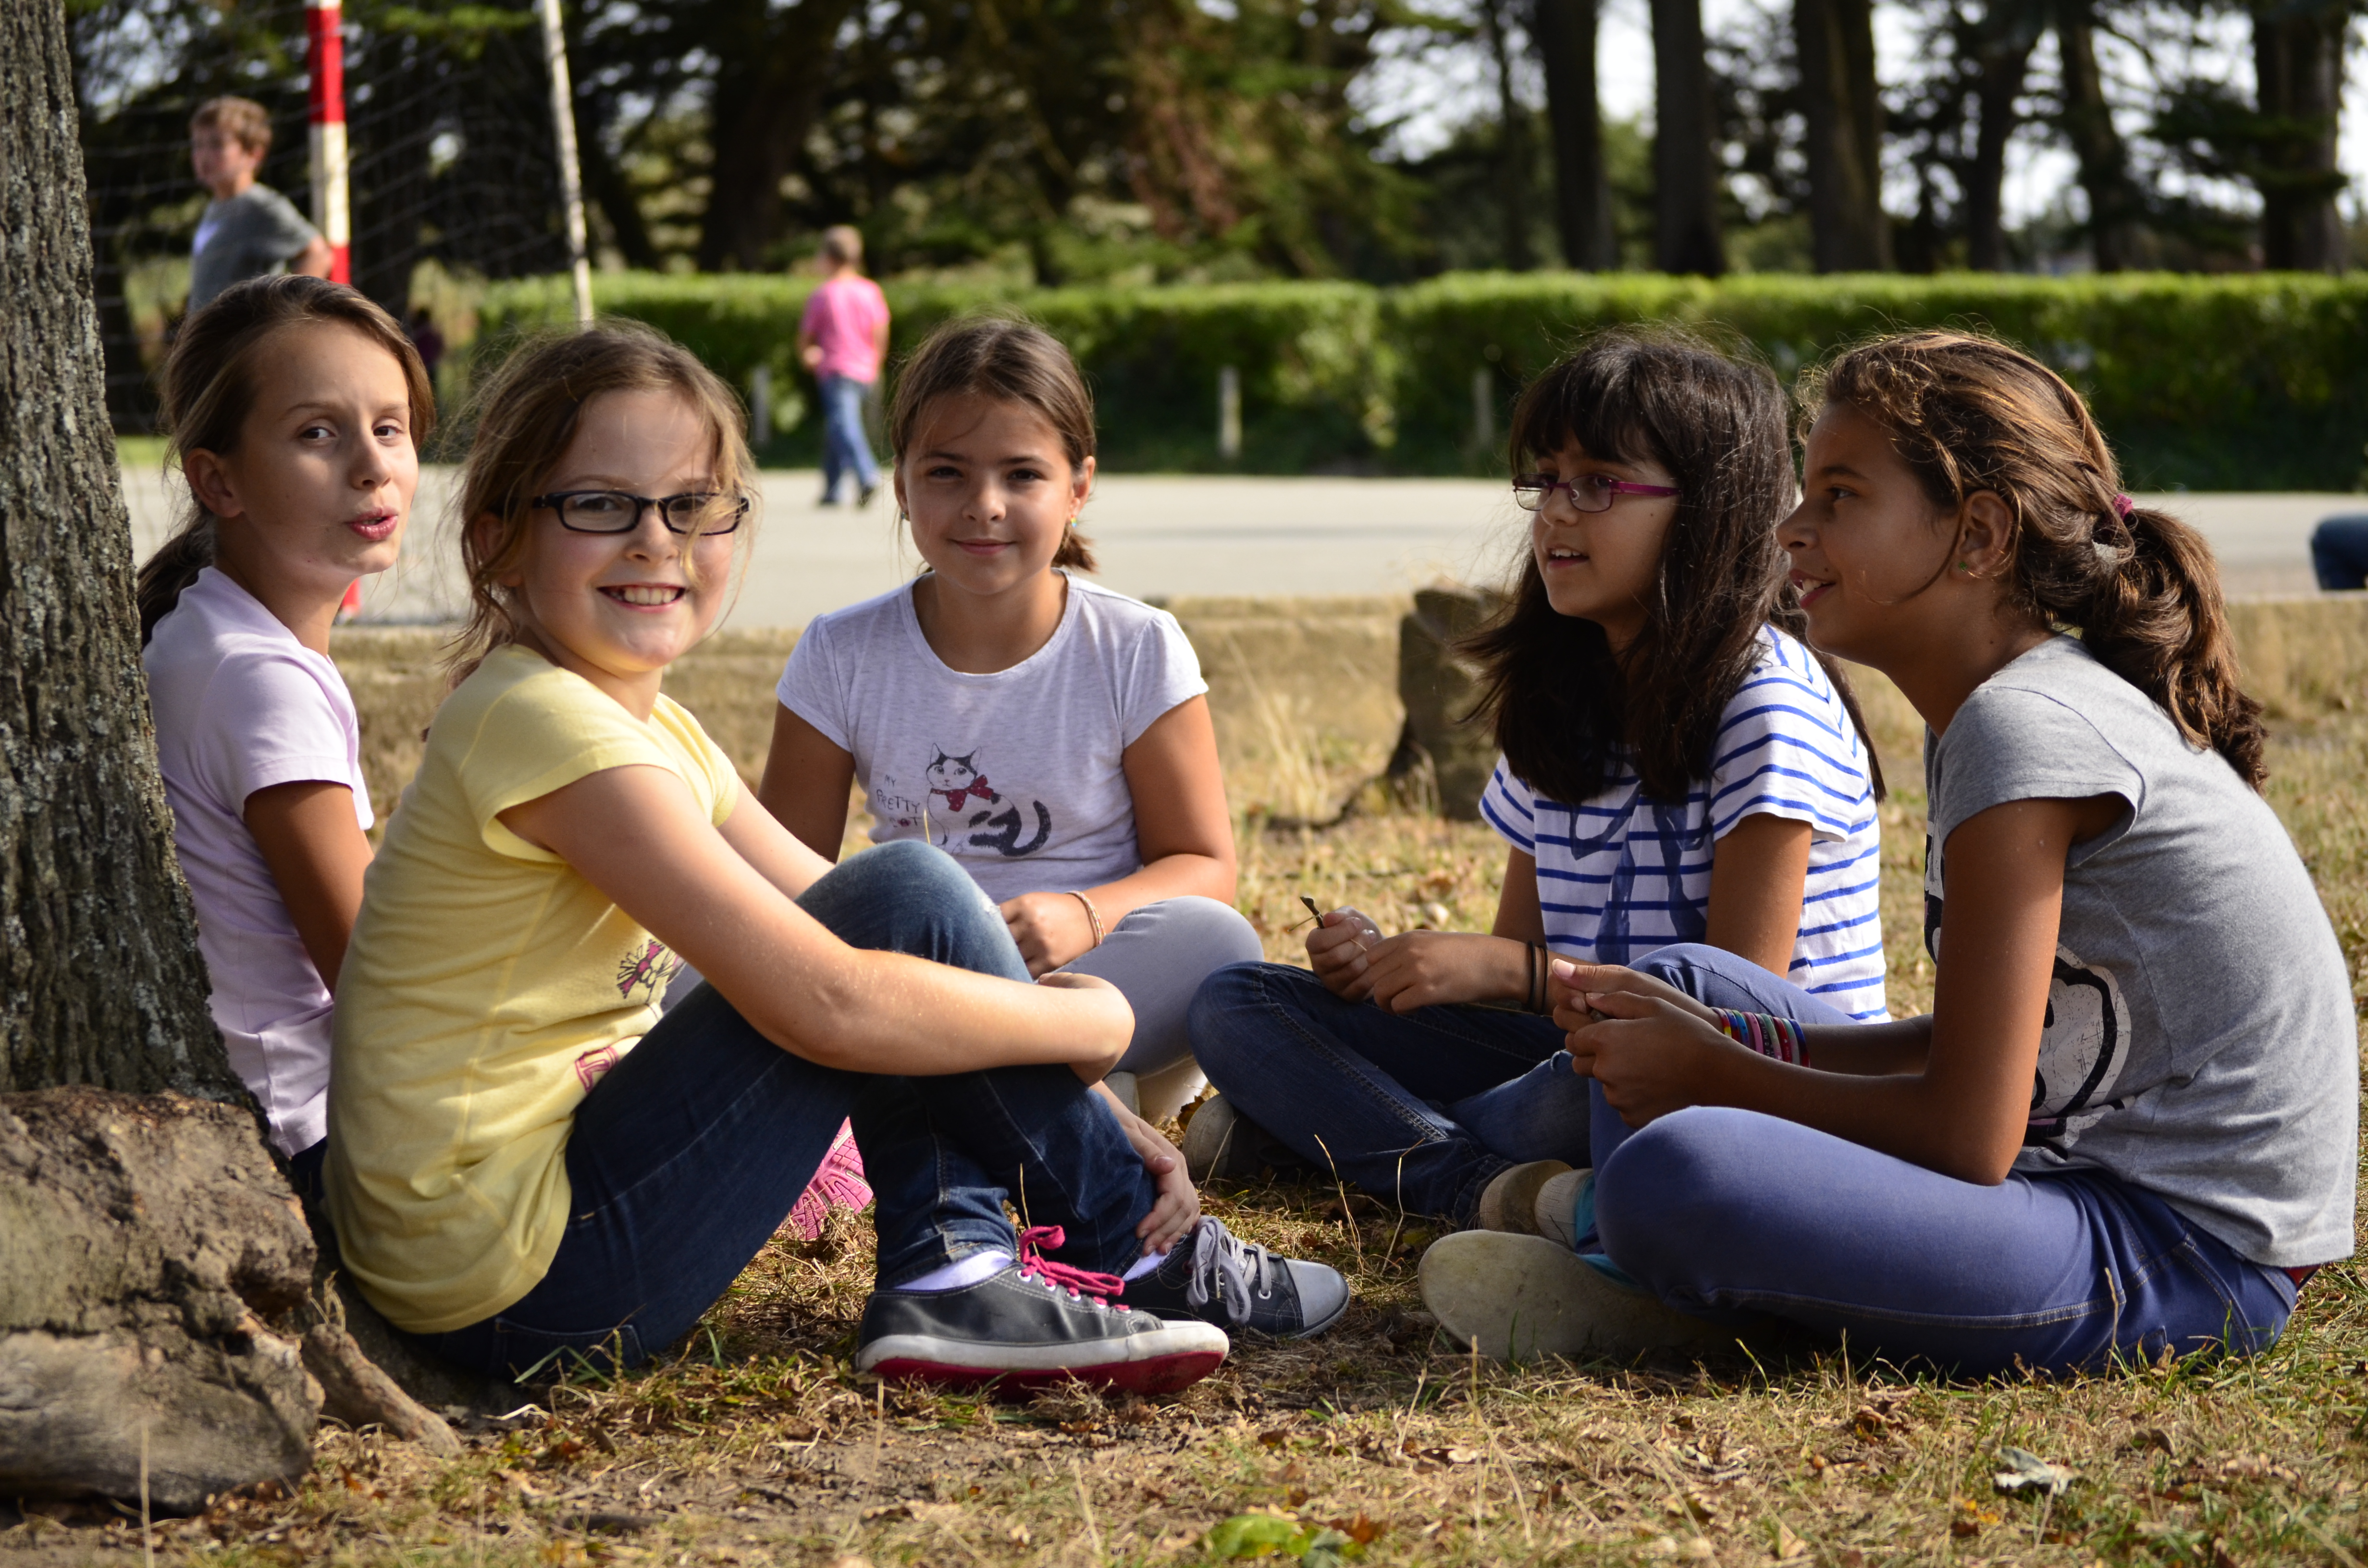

{"left": 325, "top": 322, "right": 1345, "bottom": 1391}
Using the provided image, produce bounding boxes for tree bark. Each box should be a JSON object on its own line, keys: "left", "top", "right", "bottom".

{"left": 695, "top": 0, "right": 864, "bottom": 272}
{"left": 2056, "top": 0, "right": 2146, "bottom": 270}
{"left": 1650, "top": 0, "right": 1727, "bottom": 275}
{"left": 1535, "top": 0, "right": 1618, "bottom": 269}
{"left": 1794, "top": 0, "right": 1892, "bottom": 270}
{"left": 1966, "top": 13, "right": 2040, "bottom": 270}
{"left": 2252, "top": 0, "right": 2347, "bottom": 272}
{"left": 1482, "top": 0, "right": 1538, "bottom": 270}
{"left": 0, "top": 0, "right": 236, "bottom": 1101}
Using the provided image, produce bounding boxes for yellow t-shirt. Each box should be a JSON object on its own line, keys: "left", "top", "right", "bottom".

{"left": 324, "top": 646, "right": 740, "bottom": 1333}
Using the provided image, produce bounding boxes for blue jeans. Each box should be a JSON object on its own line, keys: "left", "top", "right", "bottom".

{"left": 417, "top": 840, "right": 1157, "bottom": 1380}
{"left": 1188, "top": 961, "right": 1595, "bottom": 1223}
{"left": 819, "top": 372, "right": 879, "bottom": 500}
{"left": 1589, "top": 943, "right": 2297, "bottom": 1375}
{"left": 2311, "top": 516, "right": 2368, "bottom": 590}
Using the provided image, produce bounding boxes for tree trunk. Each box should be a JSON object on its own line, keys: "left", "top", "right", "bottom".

{"left": 2056, "top": 0, "right": 2145, "bottom": 270}
{"left": 1482, "top": 0, "right": 1538, "bottom": 270}
{"left": 695, "top": 0, "right": 863, "bottom": 272}
{"left": 1794, "top": 0, "right": 1892, "bottom": 270}
{"left": 1966, "top": 15, "right": 2040, "bottom": 270}
{"left": 2252, "top": 0, "right": 2346, "bottom": 272}
{"left": 0, "top": 0, "right": 235, "bottom": 1101}
{"left": 1535, "top": 0, "right": 1618, "bottom": 269}
{"left": 1650, "top": 0, "right": 1727, "bottom": 275}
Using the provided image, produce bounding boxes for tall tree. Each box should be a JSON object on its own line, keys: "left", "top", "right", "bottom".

{"left": 1535, "top": 0, "right": 1617, "bottom": 268}
{"left": 1480, "top": 0, "right": 1538, "bottom": 269}
{"left": 1652, "top": 0, "right": 1727, "bottom": 273}
{"left": 1965, "top": 2, "right": 2044, "bottom": 268}
{"left": 2, "top": 0, "right": 235, "bottom": 1099}
{"left": 1794, "top": 0, "right": 1892, "bottom": 269}
{"left": 2250, "top": 0, "right": 2347, "bottom": 270}
{"left": 2055, "top": 0, "right": 2146, "bottom": 269}
{"left": 692, "top": 0, "right": 864, "bottom": 271}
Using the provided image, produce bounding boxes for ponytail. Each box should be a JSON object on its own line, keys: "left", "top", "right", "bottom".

{"left": 1051, "top": 520, "right": 1098, "bottom": 574}
{"left": 1808, "top": 330, "right": 2267, "bottom": 789}
{"left": 136, "top": 517, "right": 218, "bottom": 645}
{"left": 2080, "top": 504, "right": 2265, "bottom": 786}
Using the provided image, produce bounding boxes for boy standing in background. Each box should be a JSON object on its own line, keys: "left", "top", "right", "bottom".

{"left": 798, "top": 226, "right": 891, "bottom": 507}
{"left": 187, "top": 97, "right": 332, "bottom": 314}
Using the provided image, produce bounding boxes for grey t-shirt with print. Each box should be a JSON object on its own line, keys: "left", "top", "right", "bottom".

{"left": 189, "top": 184, "right": 320, "bottom": 313}
{"left": 1924, "top": 635, "right": 2356, "bottom": 1268}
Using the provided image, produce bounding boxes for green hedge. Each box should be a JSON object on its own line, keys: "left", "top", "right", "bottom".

{"left": 478, "top": 271, "right": 2368, "bottom": 489}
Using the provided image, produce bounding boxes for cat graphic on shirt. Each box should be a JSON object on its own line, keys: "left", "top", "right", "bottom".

{"left": 925, "top": 747, "right": 1051, "bottom": 858}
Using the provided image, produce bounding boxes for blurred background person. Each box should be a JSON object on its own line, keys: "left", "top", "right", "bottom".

{"left": 187, "top": 97, "right": 332, "bottom": 315}
{"left": 798, "top": 225, "right": 890, "bottom": 508}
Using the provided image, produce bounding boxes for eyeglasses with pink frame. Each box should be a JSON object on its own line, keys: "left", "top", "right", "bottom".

{"left": 1512, "top": 472, "right": 1681, "bottom": 514}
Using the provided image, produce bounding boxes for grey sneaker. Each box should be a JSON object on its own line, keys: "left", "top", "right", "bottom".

{"left": 1476, "top": 1160, "right": 1572, "bottom": 1234}
{"left": 1102, "top": 1071, "right": 1141, "bottom": 1116}
{"left": 1418, "top": 1231, "right": 1735, "bottom": 1362}
{"left": 1123, "top": 1217, "right": 1350, "bottom": 1339}
{"left": 1178, "top": 1094, "right": 1305, "bottom": 1181}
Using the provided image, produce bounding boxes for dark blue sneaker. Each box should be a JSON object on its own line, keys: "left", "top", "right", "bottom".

{"left": 1122, "top": 1218, "right": 1350, "bottom": 1339}
{"left": 855, "top": 1226, "right": 1227, "bottom": 1394}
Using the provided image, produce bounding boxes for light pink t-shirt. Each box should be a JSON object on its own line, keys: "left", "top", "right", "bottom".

{"left": 144, "top": 567, "right": 372, "bottom": 1156}
{"left": 800, "top": 274, "right": 890, "bottom": 383}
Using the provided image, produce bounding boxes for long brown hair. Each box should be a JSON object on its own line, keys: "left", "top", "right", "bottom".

{"left": 887, "top": 315, "right": 1098, "bottom": 573}
{"left": 1466, "top": 328, "right": 1882, "bottom": 806}
{"left": 137, "top": 274, "right": 435, "bottom": 642}
{"left": 446, "top": 320, "right": 754, "bottom": 684}
{"left": 1804, "top": 330, "right": 2266, "bottom": 788}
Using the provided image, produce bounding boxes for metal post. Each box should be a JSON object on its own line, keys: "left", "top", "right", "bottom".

{"left": 750, "top": 365, "right": 773, "bottom": 448}
{"left": 537, "top": 0, "right": 594, "bottom": 326}
{"left": 304, "top": 0, "right": 350, "bottom": 284}
{"left": 1218, "top": 365, "right": 1242, "bottom": 461}
{"left": 1471, "top": 368, "right": 1495, "bottom": 454}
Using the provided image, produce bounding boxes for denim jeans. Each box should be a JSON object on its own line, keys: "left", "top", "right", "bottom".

{"left": 1188, "top": 961, "right": 1593, "bottom": 1223}
{"left": 1587, "top": 943, "right": 2297, "bottom": 1375}
{"left": 418, "top": 840, "right": 1157, "bottom": 1380}
{"left": 819, "top": 372, "right": 879, "bottom": 500}
{"left": 2311, "top": 516, "right": 2368, "bottom": 590}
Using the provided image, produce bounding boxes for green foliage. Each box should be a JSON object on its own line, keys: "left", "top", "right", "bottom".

{"left": 480, "top": 270, "right": 2368, "bottom": 488}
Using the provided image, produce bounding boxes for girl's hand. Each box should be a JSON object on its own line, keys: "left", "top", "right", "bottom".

{"left": 1306, "top": 906, "right": 1384, "bottom": 999}
{"left": 1546, "top": 957, "right": 1722, "bottom": 1032}
{"left": 1566, "top": 988, "right": 1751, "bottom": 1127}
{"left": 1035, "top": 971, "right": 1134, "bottom": 1080}
{"left": 1359, "top": 931, "right": 1531, "bottom": 1014}
{"left": 1093, "top": 1084, "right": 1201, "bottom": 1254}
{"left": 1002, "top": 891, "right": 1098, "bottom": 977}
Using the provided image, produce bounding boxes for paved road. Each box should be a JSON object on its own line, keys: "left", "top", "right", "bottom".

{"left": 122, "top": 466, "right": 2344, "bottom": 627}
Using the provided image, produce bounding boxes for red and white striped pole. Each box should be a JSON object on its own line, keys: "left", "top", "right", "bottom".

{"left": 306, "top": 0, "right": 351, "bottom": 285}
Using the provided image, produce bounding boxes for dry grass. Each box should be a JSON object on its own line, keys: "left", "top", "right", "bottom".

{"left": 16, "top": 601, "right": 2363, "bottom": 1567}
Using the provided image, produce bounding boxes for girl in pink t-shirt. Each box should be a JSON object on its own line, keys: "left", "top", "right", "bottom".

{"left": 136, "top": 275, "right": 432, "bottom": 1186}
{"left": 797, "top": 224, "right": 890, "bottom": 507}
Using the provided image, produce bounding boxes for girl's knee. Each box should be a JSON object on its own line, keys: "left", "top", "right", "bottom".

{"left": 1628, "top": 943, "right": 1741, "bottom": 996}
{"left": 1593, "top": 1108, "right": 1766, "bottom": 1274}
{"left": 1160, "top": 895, "right": 1265, "bottom": 968}
{"left": 1186, "top": 961, "right": 1274, "bottom": 1066}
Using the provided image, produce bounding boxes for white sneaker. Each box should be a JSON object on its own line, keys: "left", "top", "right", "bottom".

{"left": 1418, "top": 1231, "right": 1736, "bottom": 1362}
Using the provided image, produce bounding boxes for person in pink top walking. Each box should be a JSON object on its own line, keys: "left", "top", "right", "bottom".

{"left": 798, "top": 226, "right": 892, "bottom": 507}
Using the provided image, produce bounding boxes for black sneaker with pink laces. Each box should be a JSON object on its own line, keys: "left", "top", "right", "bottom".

{"left": 854, "top": 1226, "right": 1229, "bottom": 1394}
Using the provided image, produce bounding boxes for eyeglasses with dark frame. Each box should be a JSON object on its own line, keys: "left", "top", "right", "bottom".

{"left": 1512, "top": 473, "right": 1681, "bottom": 514}
{"left": 531, "top": 489, "right": 750, "bottom": 536}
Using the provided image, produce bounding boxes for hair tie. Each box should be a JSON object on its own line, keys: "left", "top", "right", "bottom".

{"left": 2112, "top": 494, "right": 2134, "bottom": 518}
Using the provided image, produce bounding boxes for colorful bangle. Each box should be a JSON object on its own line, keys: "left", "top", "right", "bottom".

{"left": 1715, "top": 1009, "right": 1808, "bottom": 1066}
{"left": 1069, "top": 890, "right": 1105, "bottom": 949}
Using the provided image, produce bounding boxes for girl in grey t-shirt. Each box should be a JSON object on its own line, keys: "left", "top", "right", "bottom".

{"left": 1420, "top": 330, "right": 2356, "bottom": 1375}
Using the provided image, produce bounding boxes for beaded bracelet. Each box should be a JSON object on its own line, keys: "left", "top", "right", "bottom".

{"left": 1715, "top": 1009, "right": 1808, "bottom": 1066}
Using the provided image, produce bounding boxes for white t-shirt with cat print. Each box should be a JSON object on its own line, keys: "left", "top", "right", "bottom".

{"left": 776, "top": 574, "right": 1208, "bottom": 904}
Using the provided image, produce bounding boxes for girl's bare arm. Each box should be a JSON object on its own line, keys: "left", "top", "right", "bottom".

{"left": 756, "top": 702, "right": 858, "bottom": 860}
{"left": 245, "top": 780, "right": 373, "bottom": 992}
{"left": 1702, "top": 813, "right": 1814, "bottom": 975}
{"left": 502, "top": 764, "right": 1133, "bottom": 1078}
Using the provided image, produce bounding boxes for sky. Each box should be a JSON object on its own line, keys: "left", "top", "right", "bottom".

{"left": 1356, "top": 0, "right": 2368, "bottom": 233}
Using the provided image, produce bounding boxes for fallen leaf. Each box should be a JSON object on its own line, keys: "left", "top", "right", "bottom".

{"left": 1993, "top": 1447, "right": 2076, "bottom": 1496}
{"left": 859, "top": 1502, "right": 910, "bottom": 1522}
{"left": 1773, "top": 1521, "right": 1809, "bottom": 1561}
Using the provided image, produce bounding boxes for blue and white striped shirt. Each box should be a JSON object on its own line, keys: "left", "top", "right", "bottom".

{"left": 1479, "top": 625, "right": 1888, "bottom": 1020}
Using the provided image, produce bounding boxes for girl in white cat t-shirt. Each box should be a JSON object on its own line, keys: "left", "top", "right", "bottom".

{"left": 761, "top": 318, "right": 1258, "bottom": 1123}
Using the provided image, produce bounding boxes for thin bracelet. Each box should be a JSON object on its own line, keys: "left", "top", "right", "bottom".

{"left": 1529, "top": 942, "right": 1550, "bottom": 1015}
{"left": 1069, "top": 890, "right": 1105, "bottom": 949}
{"left": 1520, "top": 940, "right": 1538, "bottom": 1014}
{"left": 1715, "top": 1009, "right": 1807, "bottom": 1066}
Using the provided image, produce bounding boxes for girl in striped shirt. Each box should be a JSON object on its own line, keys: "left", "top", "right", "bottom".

{"left": 1185, "top": 330, "right": 1886, "bottom": 1231}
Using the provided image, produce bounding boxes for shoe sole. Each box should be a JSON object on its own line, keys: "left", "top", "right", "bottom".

{"left": 1477, "top": 1160, "right": 1572, "bottom": 1234}
{"left": 1419, "top": 1232, "right": 1736, "bottom": 1362}
{"left": 855, "top": 1326, "right": 1228, "bottom": 1395}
